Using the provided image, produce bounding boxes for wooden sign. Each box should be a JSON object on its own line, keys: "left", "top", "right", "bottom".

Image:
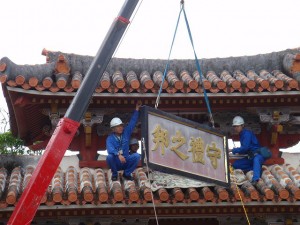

{"left": 141, "top": 106, "right": 230, "bottom": 187}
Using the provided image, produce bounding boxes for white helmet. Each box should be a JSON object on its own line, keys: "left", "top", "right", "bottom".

{"left": 110, "top": 117, "right": 123, "bottom": 128}
{"left": 130, "top": 138, "right": 139, "bottom": 145}
{"left": 232, "top": 116, "right": 244, "bottom": 126}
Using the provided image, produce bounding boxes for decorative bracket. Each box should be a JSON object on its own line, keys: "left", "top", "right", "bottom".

{"left": 259, "top": 110, "right": 290, "bottom": 124}
{"left": 82, "top": 112, "right": 104, "bottom": 147}
{"left": 81, "top": 112, "right": 104, "bottom": 127}
{"left": 259, "top": 110, "right": 288, "bottom": 145}
{"left": 48, "top": 103, "right": 61, "bottom": 135}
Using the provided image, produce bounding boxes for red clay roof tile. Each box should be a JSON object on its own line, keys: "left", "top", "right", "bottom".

{"left": 6, "top": 49, "right": 300, "bottom": 95}
{"left": 0, "top": 162, "right": 299, "bottom": 209}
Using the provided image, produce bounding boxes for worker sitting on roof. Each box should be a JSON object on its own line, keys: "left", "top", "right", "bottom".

{"left": 106, "top": 101, "right": 142, "bottom": 181}
{"left": 229, "top": 116, "right": 266, "bottom": 186}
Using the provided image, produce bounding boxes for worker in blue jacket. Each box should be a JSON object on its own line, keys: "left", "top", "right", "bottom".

{"left": 106, "top": 101, "right": 142, "bottom": 181}
{"left": 230, "top": 116, "right": 265, "bottom": 186}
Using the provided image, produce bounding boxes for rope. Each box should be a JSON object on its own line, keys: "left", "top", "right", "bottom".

{"left": 112, "top": 0, "right": 144, "bottom": 59}
{"left": 154, "top": 1, "right": 215, "bottom": 128}
{"left": 181, "top": 3, "right": 215, "bottom": 127}
{"left": 141, "top": 137, "right": 159, "bottom": 225}
{"left": 155, "top": 3, "right": 183, "bottom": 109}
{"left": 229, "top": 165, "right": 251, "bottom": 225}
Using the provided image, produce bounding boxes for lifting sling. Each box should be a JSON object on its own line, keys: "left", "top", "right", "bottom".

{"left": 154, "top": 0, "right": 215, "bottom": 127}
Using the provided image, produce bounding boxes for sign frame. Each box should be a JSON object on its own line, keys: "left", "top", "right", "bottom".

{"left": 141, "top": 105, "right": 230, "bottom": 187}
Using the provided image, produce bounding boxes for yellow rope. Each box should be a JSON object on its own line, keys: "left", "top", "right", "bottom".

{"left": 229, "top": 165, "right": 251, "bottom": 225}
{"left": 141, "top": 137, "right": 160, "bottom": 225}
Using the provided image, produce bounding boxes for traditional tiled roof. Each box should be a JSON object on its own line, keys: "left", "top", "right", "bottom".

{"left": 0, "top": 156, "right": 300, "bottom": 210}
{"left": 2, "top": 49, "right": 300, "bottom": 176}
{"left": 1, "top": 48, "right": 300, "bottom": 94}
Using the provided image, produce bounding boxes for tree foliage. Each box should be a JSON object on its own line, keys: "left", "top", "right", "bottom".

{"left": 0, "top": 131, "right": 26, "bottom": 155}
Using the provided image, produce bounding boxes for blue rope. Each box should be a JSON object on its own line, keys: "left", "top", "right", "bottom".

{"left": 182, "top": 6, "right": 214, "bottom": 126}
{"left": 155, "top": 2, "right": 214, "bottom": 127}
{"left": 155, "top": 4, "right": 183, "bottom": 109}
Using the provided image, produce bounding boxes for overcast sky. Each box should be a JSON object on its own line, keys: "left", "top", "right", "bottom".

{"left": 0, "top": 0, "right": 300, "bottom": 150}
{"left": 1, "top": 0, "right": 300, "bottom": 63}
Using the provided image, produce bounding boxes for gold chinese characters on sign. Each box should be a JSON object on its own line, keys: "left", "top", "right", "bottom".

{"left": 151, "top": 124, "right": 222, "bottom": 169}
{"left": 142, "top": 106, "right": 229, "bottom": 185}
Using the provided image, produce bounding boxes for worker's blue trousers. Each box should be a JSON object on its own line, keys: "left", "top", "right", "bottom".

{"left": 106, "top": 153, "right": 141, "bottom": 178}
{"left": 232, "top": 154, "right": 265, "bottom": 181}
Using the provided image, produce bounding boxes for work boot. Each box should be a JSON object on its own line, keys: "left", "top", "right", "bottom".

{"left": 251, "top": 179, "right": 258, "bottom": 187}
{"left": 123, "top": 174, "right": 134, "bottom": 181}
{"left": 111, "top": 175, "right": 118, "bottom": 181}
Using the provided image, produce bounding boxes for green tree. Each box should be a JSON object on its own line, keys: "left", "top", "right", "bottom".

{"left": 0, "top": 131, "right": 26, "bottom": 155}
